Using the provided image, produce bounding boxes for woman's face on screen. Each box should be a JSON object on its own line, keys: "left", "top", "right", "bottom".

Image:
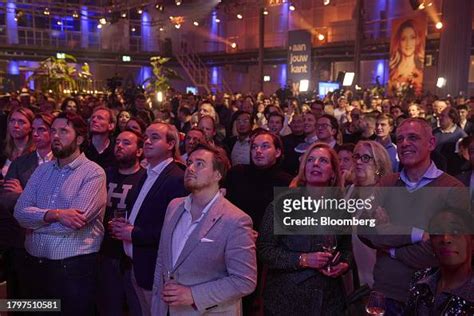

{"left": 400, "top": 26, "right": 416, "bottom": 58}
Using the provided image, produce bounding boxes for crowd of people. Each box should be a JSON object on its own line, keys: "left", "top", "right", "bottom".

{"left": 0, "top": 87, "right": 473, "bottom": 316}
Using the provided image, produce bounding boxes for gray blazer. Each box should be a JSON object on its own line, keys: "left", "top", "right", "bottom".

{"left": 151, "top": 194, "right": 257, "bottom": 316}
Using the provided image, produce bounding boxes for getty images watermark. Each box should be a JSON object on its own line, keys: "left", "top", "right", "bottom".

{"left": 271, "top": 187, "right": 471, "bottom": 235}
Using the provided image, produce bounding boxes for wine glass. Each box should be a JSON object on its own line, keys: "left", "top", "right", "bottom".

{"left": 366, "top": 291, "right": 385, "bottom": 316}
{"left": 321, "top": 235, "right": 337, "bottom": 272}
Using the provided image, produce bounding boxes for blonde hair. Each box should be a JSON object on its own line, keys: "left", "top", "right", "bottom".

{"left": 4, "top": 107, "right": 35, "bottom": 160}
{"left": 355, "top": 141, "right": 393, "bottom": 183}
{"left": 291, "top": 142, "right": 342, "bottom": 188}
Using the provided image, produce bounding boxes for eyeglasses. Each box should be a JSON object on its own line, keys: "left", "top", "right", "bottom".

{"left": 316, "top": 123, "right": 331, "bottom": 129}
{"left": 352, "top": 153, "right": 374, "bottom": 163}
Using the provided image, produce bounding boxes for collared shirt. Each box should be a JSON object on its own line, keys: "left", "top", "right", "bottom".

{"left": 231, "top": 137, "right": 251, "bottom": 166}
{"left": 400, "top": 161, "right": 443, "bottom": 193}
{"left": 382, "top": 140, "right": 399, "bottom": 172}
{"left": 171, "top": 191, "right": 220, "bottom": 267}
{"left": 124, "top": 158, "right": 173, "bottom": 258}
{"left": 439, "top": 124, "right": 457, "bottom": 134}
{"left": 36, "top": 150, "right": 53, "bottom": 166}
{"left": 294, "top": 135, "right": 319, "bottom": 154}
{"left": 14, "top": 153, "right": 107, "bottom": 260}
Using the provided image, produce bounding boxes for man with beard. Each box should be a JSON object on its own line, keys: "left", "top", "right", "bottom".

{"left": 98, "top": 129, "right": 146, "bottom": 316}
{"left": 14, "top": 112, "right": 107, "bottom": 315}
{"left": 85, "top": 106, "right": 117, "bottom": 170}
{"left": 110, "top": 122, "right": 187, "bottom": 315}
{"left": 151, "top": 144, "right": 257, "bottom": 316}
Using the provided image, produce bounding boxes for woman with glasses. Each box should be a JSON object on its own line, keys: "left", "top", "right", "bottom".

{"left": 258, "top": 142, "right": 352, "bottom": 315}
{"left": 345, "top": 141, "right": 393, "bottom": 291}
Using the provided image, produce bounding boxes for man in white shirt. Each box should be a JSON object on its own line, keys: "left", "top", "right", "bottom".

{"left": 111, "top": 122, "right": 187, "bottom": 315}
{"left": 151, "top": 144, "right": 257, "bottom": 316}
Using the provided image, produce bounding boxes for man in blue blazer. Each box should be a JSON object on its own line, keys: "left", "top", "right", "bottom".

{"left": 111, "top": 122, "right": 187, "bottom": 315}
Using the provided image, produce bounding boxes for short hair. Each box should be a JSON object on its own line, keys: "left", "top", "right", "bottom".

{"left": 428, "top": 208, "right": 474, "bottom": 235}
{"left": 186, "top": 127, "right": 206, "bottom": 139}
{"left": 376, "top": 113, "right": 394, "bottom": 127}
{"left": 397, "top": 118, "right": 433, "bottom": 138}
{"left": 178, "top": 106, "right": 191, "bottom": 116}
{"left": 318, "top": 114, "right": 339, "bottom": 139}
{"left": 198, "top": 115, "right": 216, "bottom": 132}
{"left": 292, "top": 142, "right": 342, "bottom": 188}
{"left": 250, "top": 128, "right": 284, "bottom": 164}
{"left": 53, "top": 112, "right": 89, "bottom": 151}
{"left": 60, "top": 97, "right": 79, "bottom": 112}
{"left": 92, "top": 106, "right": 117, "bottom": 125}
{"left": 34, "top": 112, "right": 55, "bottom": 127}
{"left": 311, "top": 100, "right": 325, "bottom": 109}
{"left": 135, "top": 94, "right": 146, "bottom": 100}
{"left": 268, "top": 112, "right": 285, "bottom": 124}
{"left": 457, "top": 104, "right": 469, "bottom": 112}
{"left": 232, "top": 110, "right": 255, "bottom": 126}
{"left": 149, "top": 121, "right": 182, "bottom": 160}
{"left": 121, "top": 128, "right": 144, "bottom": 149}
{"left": 189, "top": 143, "right": 231, "bottom": 186}
{"left": 444, "top": 107, "right": 460, "bottom": 125}
{"left": 336, "top": 143, "right": 355, "bottom": 153}
{"left": 354, "top": 141, "right": 393, "bottom": 182}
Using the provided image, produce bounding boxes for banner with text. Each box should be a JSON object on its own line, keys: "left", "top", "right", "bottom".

{"left": 288, "top": 30, "right": 312, "bottom": 93}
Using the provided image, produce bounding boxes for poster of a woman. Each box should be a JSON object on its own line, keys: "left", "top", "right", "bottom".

{"left": 388, "top": 16, "right": 427, "bottom": 96}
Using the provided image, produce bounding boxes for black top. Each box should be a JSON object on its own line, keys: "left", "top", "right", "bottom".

{"left": 84, "top": 140, "right": 117, "bottom": 171}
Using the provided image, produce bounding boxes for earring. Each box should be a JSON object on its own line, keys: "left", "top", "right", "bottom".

{"left": 375, "top": 170, "right": 382, "bottom": 177}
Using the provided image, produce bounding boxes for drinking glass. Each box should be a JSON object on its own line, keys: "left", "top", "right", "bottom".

{"left": 113, "top": 208, "right": 127, "bottom": 220}
{"left": 366, "top": 291, "right": 385, "bottom": 316}
{"left": 321, "top": 235, "right": 337, "bottom": 272}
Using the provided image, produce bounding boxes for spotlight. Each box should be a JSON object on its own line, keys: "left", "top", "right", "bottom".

{"left": 409, "top": 0, "right": 432, "bottom": 10}
{"left": 436, "top": 77, "right": 446, "bottom": 88}
{"left": 97, "top": 24, "right": 103, "bottom": 29}
{"left": 72, "top": 11, "right": 79, "bottom": 18}
{"left": 131, "top": 27, "right": 136, "bottom": 32}
{"left": 263, "top": 75, "right": 271, "bottom": 82}
{"left": 230, "top": 42, "right": 237, "bottom": 49}
{"left": 236, "top": 13, "right": 243, "bottom": 19}
{"left": 193, "top": 21, "right": 199, "bottom": 26}
{"left": 43, "top": 8, "right": 50, "bottom": 16}
{"left": 175, "top": 24, "right": 181, "bottom": 29}
{"left": 342, "top": 72, "right": 355, "bottom": 86}
{"left": 137, "top": 8, "right": 143, "bottom": 14}
{"left": 121, "top": 12, "right": 127, "bottom": 18}
{"left": 299, "top": 80, "right": 309, "bottom": 92}
{"left": 57, "top": 20, "right": 63, "bottom": 25}
{"left": 159, "top": 26, "right": 164, "bottom": 31}
{"left": 289, "top": 4, "right": 296, "bottom": 11}
{"left": 156, "top": 4, "right": 164, "bottom": 11}
{"left": 169, "top": 16, "right": 174, "bottom": 20}
{"left": 263, "top": 8, "right": 269, "bottom": 15}
{"left": 99, "top": 17, "right": 107, "bottom": 25}
{"left": 215, "top": 17, "right": 221, "bottom": 23}
{"left": 176, "top": 0, "right": 182, "bottom": 6}
{"left": 318, "top": 34, "right": 325, "bottom": 41}
{"left": 435, "top": 22, "right": 443, "bottom": 29}
{"left": 323, "top": 0, "right": 331, "bottom": 5}
{"left": 157, "top": 91, "right": 163, "bottom": 102}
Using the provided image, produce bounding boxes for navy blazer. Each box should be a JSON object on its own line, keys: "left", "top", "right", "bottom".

{"left": 131, "top": 161, "right": 187, "bottom": 290}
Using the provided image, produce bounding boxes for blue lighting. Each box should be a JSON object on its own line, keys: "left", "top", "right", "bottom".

{"left": 141, "top": 12, "right": 151, "bottom": 51}
{"left": 280, "top": 64, "right": 287, "bottom": 88}
{"left": 8, "top": 61, "right": 19, "bottom": 75}
{"left": 137, "top": 66, "right": 152, "bottom": 85}
{"left": 81, "top": 7, "right": 89, "bottom": 48}
{"left": 375, "top": 59, "right": 388, "bottom": 85}
{"left": 210, "top": 11, "right": 219, "bottom": 51}
{"left": 6, "top": 1, "right": 19, "bottom": 44}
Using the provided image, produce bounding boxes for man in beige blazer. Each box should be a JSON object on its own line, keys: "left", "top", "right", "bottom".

{"left": 151, "top": 144, "right": 257, "bottom": 316}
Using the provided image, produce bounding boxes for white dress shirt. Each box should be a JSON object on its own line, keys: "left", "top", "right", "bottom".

{"left": 171, "top": 191, "right": 220, "bottom": 267}
{"left": 124, "top": 158, "right": 173, "bottom": 258}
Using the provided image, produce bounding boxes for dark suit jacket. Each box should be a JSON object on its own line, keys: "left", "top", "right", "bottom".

{"left": 456, "top": 170, "right": 472, "bottom": 187}
{"left": 1, "top": 151, "right": 39, "bottom": 211}
{"left": 462, "top": 120, "right": 474, "bottom": 136}
{"left": 131, "top": 162, "right": 187, "bottom": 290}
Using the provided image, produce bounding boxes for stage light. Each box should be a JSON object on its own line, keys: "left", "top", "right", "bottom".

{"left": 436, "top": 77, "right": 446, "bottom": 88}
{"left": 137, "top": 8, "right": 143, "bottom": 14}
{"left": 176, "top": 0, "right": 182, "bottom": 6}
{"left": 72, "top": 11, "right": 79, "bottom": 18}
{"left": 263, "top": 75, "right": 271, "bottom": 82}
{"left": 169, "top": 16, "right": 174, "bottom": 20}
{"left": 193, "top": 21, "right": 199, "bottom": 26}
{"left": 156, "top": 4, "right": 164, "bottom": 11}
{"left": 121, "top": 12, "right": 127, "bottom": 18}
{"left": 159, "top": 26, "right": 164, "bottom": 31}
{"left": 99, "top": 17, "right": 107, "bottom": 25}
{"left": 299, "top": 80, "right": 309, "bottom": 92}
{"left": 236, "top": 14, "right": 243, "bottom": 19}
{"left": 43, "top": 8, "right": 50, "bottom": 16}
{"left": 409, "top": 0, "right": 432, "bottom": 10}
{"left": 157, "top": 91, "right": 164, "bottom": 102}
{"left": 175, "top": 24, "right": 181, "bottom": 29}
{"left": 323, "top": 0, "right": 331, "bottom": 5}
{"left": 215, "top": 18, "right": 221, "bottom": 23}
{"left": 230, "top": 42, "right": 237, "bottom": 49}
{"left": 318, "top": 34, "right": 325, "bottom": 41}
{"left": 289, "top": 4, "right": 296, "bottom": 11}
{"left": 97, "top": 24, "right": 103, "bottom": 29}
{"left": 57, "top": 20, "right": 63, "bottom": 25}
{"left": 263, "top": 9, "right": 269, "bottom": 15}
{"left": 342, "top": 72, "right": 355, "bottom": 86}
{"left": 122, "top": 55, "right": 131, "bottom": 62}
{"left": 435, "top": 22, "right": 443, "bottom": 30}
{"left": 131, "top": 27, "right": 136, "bottom": 32}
